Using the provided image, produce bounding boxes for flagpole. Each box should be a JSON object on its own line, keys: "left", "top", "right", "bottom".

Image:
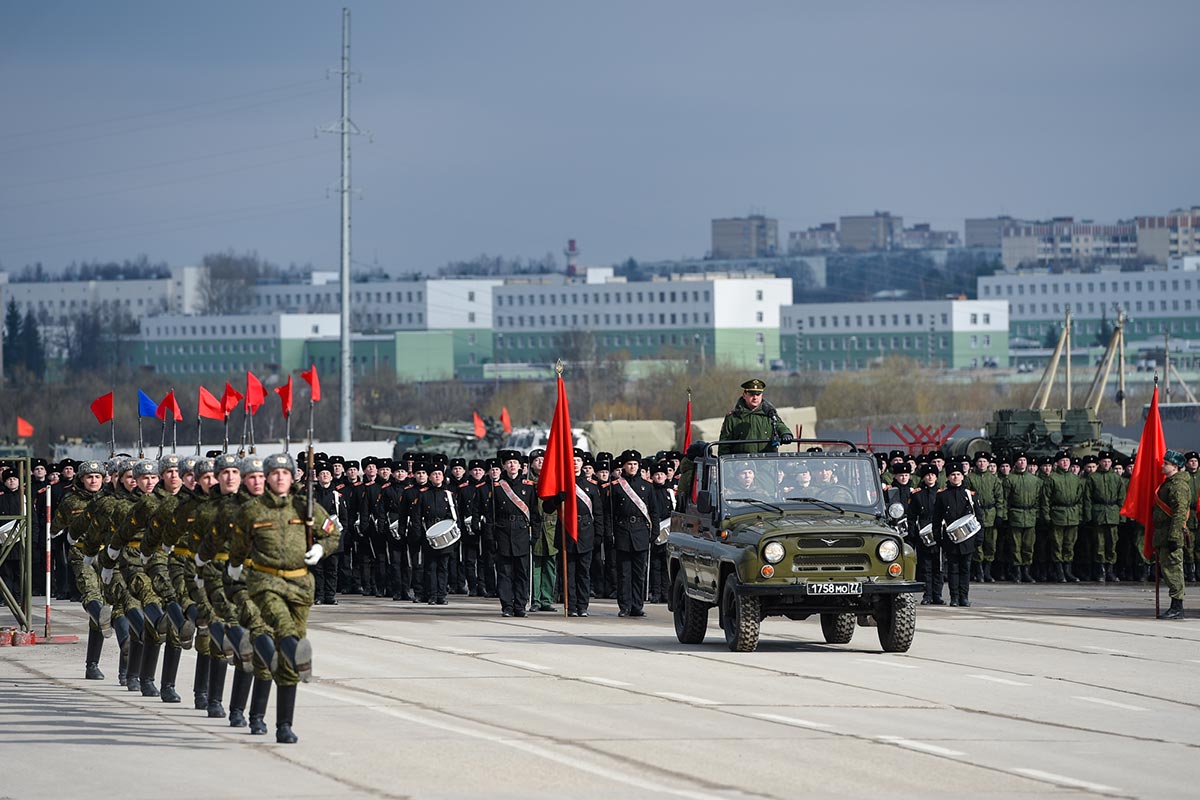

{"left": 1153, "top": 373, "right": 1160, "bottom": 619}
{"left": 284, "top": 412, "right": 291, "bottom": 453}
{"left": 109, "top": 411, "right": 116, "bottom": 458}
{"left": 239, "top": 407, "right": 248, "bottom": 457}
{"left": 137, "top": 414, "right": 144, "bottom": 459}
{"left": 158, "top": 414, "right": 165, "bottom": 459}
{"left": 195, "top": 412, "right": 202, "bottom": 457}
{"left": 171, "top": 388, "right": 177, "bottom": 452}
{"left": 248, "top": 412, "right": 256, "bottom": 455}
{"left": 557, "top": 360, "right": 570, "bottom": 619}
{"left": 222, "top": 413, "right": 229, "bottom": 454}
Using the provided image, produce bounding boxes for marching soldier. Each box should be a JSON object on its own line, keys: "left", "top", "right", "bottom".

{"left": 1154, "top": 450, "right": 1191, "bottom": 619}
{"left": 607, "top": 449, "right": 662, "bottom": 617}
{"left": 966, "top": 451, "right": 1006, "bottom": 583}
{"left": 482, "top": 450, "right": 540, "bottom": 617}
{"left": 1041, "top": 450, "right": 1084, "bottom": 583}
{"left": 54, "top": 459, "right": 112, "bottom": 679}
{"left": 935, "top": 463, "right": 978, "bottom": 607}
{"left": 230, "top": 452, "right": 341, "bottom": 743}
{"left": 719, "top": 379, "right": 794, "bottom": 454}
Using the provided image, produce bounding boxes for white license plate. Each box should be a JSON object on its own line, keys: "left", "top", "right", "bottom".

{"left": 807, "top": 582, "right": 862, "bottom": 596}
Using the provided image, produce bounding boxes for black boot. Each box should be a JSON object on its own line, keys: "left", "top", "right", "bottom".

{"left": 1160, "top": 598, "right": 1185, "bottom": 620}
{"left": 1063, "top": 563, "right": 1081, "bottom": 583}
{"left": 982, "top": 562, "right": 994, "bottom": 583}
{"left": 207, "top": 660, "right": 228, "bottom": 718}
{"left": 1055, "top": 562, "right": 1067, "bottom": 583}
{"left": 144, "top": 603, "right": 170, "bottom": 636}
{"left": 1185, "top": 562, "right": 1196, "bottom": 583}
{"left": 159, "top": 646, "right": 182, "bottom": 703}
{"left": 275, "top": 683, "right": 298, "bottom": 743}
{"left": 225, "top": 625, "right": 254, "bottom": 673}
{"left": 1093, "top": 562, "right": 1105, "bottom": 582}
{"left": 117, "top": 647, "right": 128, "bottom": 686}
{"left": 248, "top": 675, "right": 272, "bottom": 735}
{"left": 140, "top": 641, "right": 162, "bottom": 697}
{"left": 193, "top": 654, "right": 210, "bottom": 709}
{"left": 274, "top": 636, "right": 313, "bottom": 683}
{"left": 208, "top": 620, "right": 226, "bottom": 656}
{"left": 126, "top": 606, "right": 146, "bottom": 643}
{"left": 1023, "top": 565, "right": 1036, "bottom": 584}
{"left": 84, "top": 627, "right": 105, "bottom": 680}
{"left": 84, "top": 599, "right": 113, "bottom": 638}
{"left": 228, "top": 669, "right": 251, "bottom": 727}
{"left": 166, "top": 602, "right": 196, "bottom": 649}
{"left": 126, "top": 640, "right": 144, "bottom": 691}
{"left": 1105, "top": 564, "right": 1120, "bottom": 583}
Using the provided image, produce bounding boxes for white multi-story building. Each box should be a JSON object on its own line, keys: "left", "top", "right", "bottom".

{"left": 780, "top": 299, "right": 1009, "bottom": 371}
{"left": 493, "top": 271, "right": 792, "bottom": 370}
{"left": 1136, "top": 208, "right": 1200, "bottom": 264}
{"left": 1000, "top": 218, "right": 1138, "bottom": 269}
{"left": 1, "top": 265, "right": 204, "bottom": 327}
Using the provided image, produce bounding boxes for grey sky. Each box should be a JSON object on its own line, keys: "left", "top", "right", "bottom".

{"left": 1, "top": 1, "right": 1196, "bottom": 276}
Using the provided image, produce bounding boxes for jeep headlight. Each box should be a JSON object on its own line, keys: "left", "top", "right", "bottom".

{"left": 877, "top": 539, "right": 900, "bottom": 563}
{"left": 763, "top": 541, "right": 785, "bottom": 564}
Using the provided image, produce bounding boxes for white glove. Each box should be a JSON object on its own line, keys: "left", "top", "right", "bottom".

{"left": 163, "top": 545, "right": 174, "bottom": 555}
{"left": 193, "top": 575, "right": 205, "bottom": 590}
{"left": 194, "top": 553, "right": 207, "bottom": 568}
{"left": 138, "top": 551, "right": 151, "bottom": 566}
{"left": 106, "top": 545, "right": 120, "bottom": 561}
{"left": 100, "top": 567, "right": 113, "bottom": 585}
{"left": 227, "top": 564, "right": 243, "bottom": 581}
{"left": 304, "top": 543, "right": 324, "bottom": 566}
{"left": 66, "top": 533, "right": 78, "bottom": 546}
{"left": 83, "top": 555, "right": 95, "bottom": 568}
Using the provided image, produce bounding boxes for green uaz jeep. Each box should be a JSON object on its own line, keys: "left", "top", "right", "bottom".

{"left": 667, "top": 440, "right": 921, "bottom": 653}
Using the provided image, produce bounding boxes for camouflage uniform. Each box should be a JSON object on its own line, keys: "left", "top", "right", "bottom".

{"left": 54, "top": 471, "right": 109, "bottom": 679}
{"left": 1153, "top": 466, "right": 1191, "bottom": 610}
{"left": 1083, "top": 464, "right": 1126, "bottom": 582}
{"left": 966, "top": 465, "right": 1006, "bottom": 581}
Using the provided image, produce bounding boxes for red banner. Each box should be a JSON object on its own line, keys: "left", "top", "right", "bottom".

{"left": 245, "top": 371, "right": 266, "bottom": 415}
{"left": 275, "top": 375, "right": 294, "bottom": 418}
{"left": 90, "top": 392, "right": 114, "bottom": 425}
{"left": 1120, "top": 386, "right": 1166, "bottom": 559}
{"left": 301, "top": 364, "right": 321, "bottom": 403}
{"left": 198, "top": 386, "right": 225, "bottom": 420}
{"left": 16, "top": 417, "right": 33, "bottom": 437}
{"left": 536, "top": 375, "right": 577, "bottom": 542}
{"left": 156, "top": 389, "right": 183, "bottom": 422}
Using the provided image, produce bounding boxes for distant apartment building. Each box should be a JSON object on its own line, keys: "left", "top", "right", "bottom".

{"left": 1, "top": 265, "right": 205, "bottom": 327}
{"left": 711, "top": 215, "right": 778, "bottom": 259}
{"left": 1136, "top": 207, "right": 1200, "bottom": 264}
{"left": 780, "top": 299, "right": 1009, "bottom": 372}
{"left": 899, "top": 223, "right": 961, "bottom": 250}
{"left": 1000, "top": 217, "right": 1137, "bottom": 270}
{"left": 788, "top": 223, "right": 839, "bottom": 254}
{"left": 964, "top": 216, "right": 1016, "bottom": 249}
{"left": 839, "top": 212, "right": 903, "bottom": 251}
{"left": 492, "top": 272, "right": 792, "bottom": 370}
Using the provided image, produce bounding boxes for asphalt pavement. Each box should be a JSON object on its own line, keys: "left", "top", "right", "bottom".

{"left": 2, "top": 581, "right": 1198, "bottom": 799}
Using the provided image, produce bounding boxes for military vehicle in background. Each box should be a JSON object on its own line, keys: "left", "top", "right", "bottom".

{"left": 360, "top": 419, "right": 508, "bottom": 462}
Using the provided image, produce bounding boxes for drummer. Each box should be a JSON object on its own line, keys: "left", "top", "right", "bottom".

{"left": 417, "top": 459, "right": 460, "bottom": 606}
{"left": 934, "top": 463, "right": 979, "bottom": 607}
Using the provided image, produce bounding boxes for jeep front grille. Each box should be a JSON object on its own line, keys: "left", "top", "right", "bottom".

{"left": 798, "top": 536, "right": 864, "bottom": 549}
{"left": 792, "top": 554, "right": 870, "bottom": 572}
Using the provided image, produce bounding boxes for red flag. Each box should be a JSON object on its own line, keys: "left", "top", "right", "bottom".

{"left": 500, "top": 406, "right": 512, "bottom": 435}
{"left": 221, "top": 382, "right": 243, "bottom": 416}
{"left": 198, "top": 386, "right": 225, "bottom": 420}
{"left": 1120, "top": 386, "right": 1166, "bottom": 559}
{"left": 16, "top": 417, "right": 34, "bottom": 437}
{"left": 682, "top": 395, "right": 693, "bottom": 454}
{"left": 275, "top": 375, "right": 293, "bottom": 418}
{"left": 473, "top": 411, "right": 486, "bottom": 439}
{"left": 301, "top": 364, "right": 321, "bottom": 403}
{"left": 245, "top": 371, "right": 266, "bottom": 415}
{"left": 536, "top": 375, "right": 578, "bottom": 542}
{"left": 90, "top": 392, "right": 114, "bottom": 425}
{"left": 156, "top": 389, "right": 183, "bottom": 422}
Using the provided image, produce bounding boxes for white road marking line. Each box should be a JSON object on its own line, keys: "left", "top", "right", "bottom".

{"left": 855, "top": 658, "right": 918, "bottom": 669}
{"left": 306, "top": 685, "right": 726, "bottom": 800}
{"left": 876, "top": 735, "right": 965, "bottom": 757}
{"left": 433, "top": 646, "right": 479, "bottom": 655}
{"left": 1072, "top": 696, "right": 1147, "bottom": 711}
{"left": 1188, "top": 659, "right": 1200, "bottom": 665}
{"left": 654, "top": 691, "right": 720, "bottom": 705}
{"left": 754, "top": 713, "right": 831, "bottom": 730}
{"left": 1082, "top": 645, "right": 1135, "bottom": 655}
{"left": 498, "top": 658, "right": 550, "bottom": 671}
{"left": 580, "top": 677, "right": 631, "bottom": 688}
{"left": 968, "top": 674, "right": 1030, "bottom": 687}
{"left": 1011, "top": 768, "right": 1121, "bottom": 794}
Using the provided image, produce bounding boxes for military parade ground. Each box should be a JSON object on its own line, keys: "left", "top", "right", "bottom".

{"left": 2, "top": 582, "right": 1198, "bottom": 800}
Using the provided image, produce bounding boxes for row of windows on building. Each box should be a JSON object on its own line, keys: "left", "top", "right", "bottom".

{"left": 800, "top": 356, "right": 997, "bottom": 371}
{"left": 498, "top": 332, "right": 715, "bottom": 350}
{"left": 1013, "top": 299, "right": 1195, "bottom": 317}
{"left": 151, "top": 323, "right": 279, "bottom": 337}
{"left": 983, "top": 276, "right": 1196, "bottom": 297}
{"left": 797, "top": 335, "right": 961, "bottom": 352}
{"left": 155, "top": 361, "right": 273, "bottom": 375}
{"left": 254, "top": 289, "right": 428, "bottom": 307}
{"left": 1013, "top": 319, "right": 1199, "bottom": 337}
{"left": 497, "top": 288, "right": 719, "bottom": 308}
{"left": 151, "top": 342, "right": 274, "bottom": 356}
{"left": 19, "top": 296, "right": 158, "bottom": 311}
{"left": 498, "top": 310, "right": 717, "bottom": 329}
{"left": 355, "top": 311, "right": 428, "bottom": 327}
{"left": 792, "top": 312, "right": 968, "bottom": 331}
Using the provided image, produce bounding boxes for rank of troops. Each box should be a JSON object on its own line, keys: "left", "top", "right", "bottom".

{"left": 879, "top": 446, "right": 1194, "bottom": 618}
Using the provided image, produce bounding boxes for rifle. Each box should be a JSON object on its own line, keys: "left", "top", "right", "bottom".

{"left": 305, "top": 441, "right": 315, "bottom": 552}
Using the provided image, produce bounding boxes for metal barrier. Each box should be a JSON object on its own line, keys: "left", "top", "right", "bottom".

{"left": 0, "top": 458, "right": 34, "bottom": 632}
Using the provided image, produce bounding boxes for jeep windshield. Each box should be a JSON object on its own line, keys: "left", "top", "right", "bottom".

{"left": 719, "top": 456, "right": 881, "bottom": 512}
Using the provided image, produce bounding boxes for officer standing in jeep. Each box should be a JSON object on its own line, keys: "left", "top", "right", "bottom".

{"left": 719, "top": 379, "right": 794, "bottom": 454}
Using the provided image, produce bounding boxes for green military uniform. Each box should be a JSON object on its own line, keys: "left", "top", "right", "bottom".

{"left": 1083, "top": 459, "right": 1126, "bottom": 582}
{"left": 1185, "top": 461, "right": 1200, "bottom": 582}
{"left": 718, "top": 379, "right": 792, "bottom": 454}
{"left": 54, "top": 461, "right": 110, "bottom": 680}
{"left": 1153, "top": 456, "right": 1191, "bottom": 617}
{"left": 531, "top": 506, "right": 558, "bottom": 611}
{"left": 966, "top": 462, "right": 1006, "bottom": 580}
{"left": 1041, "top": 459, "right": 1084, "bottom": 582}
{"left": 1004, "top": 466, "right": 1041, "bottom": 582}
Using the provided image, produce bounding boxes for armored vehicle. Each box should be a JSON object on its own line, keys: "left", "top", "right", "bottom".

{"left": 667, "top": 440, "right": 921, "bottom": 653}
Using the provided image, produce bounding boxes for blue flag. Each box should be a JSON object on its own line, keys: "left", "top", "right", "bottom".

{"left": 137, "top": 389, "right": 158, "bottom": 418}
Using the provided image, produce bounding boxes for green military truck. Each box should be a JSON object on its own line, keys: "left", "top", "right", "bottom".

{"left": 667, "top": 440, "right": 921, "bottom": 653}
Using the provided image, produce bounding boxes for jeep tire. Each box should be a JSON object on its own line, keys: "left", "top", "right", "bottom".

{"left": 673, "top": 572, "right": 709, "bottom": 645}
{"left": 720, "top": 575, "right": 761, "bottom": 652}
{"left": 819, "top": 612, "right": 856, "bottom": 644}
{"left": 877, "top": 592, "right": 916, "bottom": 653}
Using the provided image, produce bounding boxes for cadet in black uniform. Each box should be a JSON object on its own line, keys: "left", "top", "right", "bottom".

{"left": 482, "top": 450, "right": 540, "bottom": 617}
{"left": 607, "top": 450, "right": 663, "bottom": 617}
{"left": 934, "top": 463, "right": 979, "bottom": 607}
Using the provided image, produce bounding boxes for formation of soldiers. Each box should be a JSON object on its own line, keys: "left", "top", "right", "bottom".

{"left": 881, "top": 446, "right": 1195, "bottom": 618}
